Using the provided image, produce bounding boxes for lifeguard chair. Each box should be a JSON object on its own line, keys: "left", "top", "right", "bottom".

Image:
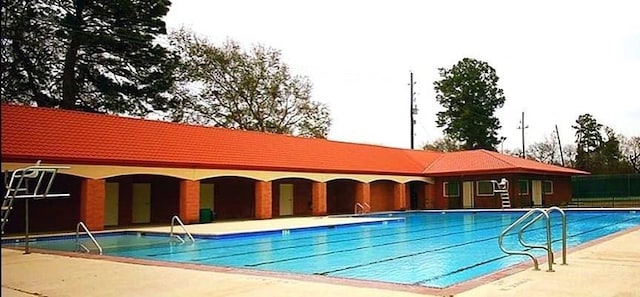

{"left": 2, "top": 161, "right": 70, "bottom": 235}
{"left": 492, "top": 178, "right": 511, "bottom": 208}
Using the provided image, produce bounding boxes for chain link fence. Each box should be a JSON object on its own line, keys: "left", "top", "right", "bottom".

{"left": 571, "top": 174, "right": 640, "bottom": 207}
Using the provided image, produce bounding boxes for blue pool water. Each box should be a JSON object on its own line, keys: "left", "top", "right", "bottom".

{"left": 3, "top": 210, "right": 640, "bottom": 288}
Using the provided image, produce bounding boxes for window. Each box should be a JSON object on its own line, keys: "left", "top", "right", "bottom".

{"left": 518, "top": 180, "right": 529, "bottom": 195}
{"left": 543, "top": 180, "right": 553, "bottom": 194}
{"left": 443, "top": 181, "right": 460, "bottom": 197}
{"left": 476, "top": 180, "right": 494, "bottom": 196}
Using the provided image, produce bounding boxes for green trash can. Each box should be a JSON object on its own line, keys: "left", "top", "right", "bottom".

{"left": 199, "top": 208, "right": 213, "bottom": 223}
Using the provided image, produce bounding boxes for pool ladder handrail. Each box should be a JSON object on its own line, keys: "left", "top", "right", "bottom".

{"left": 169, "top": 215, "right": 195, "bottom": 244}
{"left": 75, "top": 222, "right": 102, "bottom": 255}
{"left": 354, "top": 202, "right": 371, "bottom": 215}
{"left": 518, "top": 207, "right": 568, "bottom": 266}
{"left": 498, "top": 207, "right": 568, "bottom": 272}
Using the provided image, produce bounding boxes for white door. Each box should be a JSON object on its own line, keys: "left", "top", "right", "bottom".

{"left": 463, "top": 181, "right": 474, "bottom": 209}
{"left": 279, "top": 184, "right": 294, "bottom": 216}
{"left": 132, "top": 183, "right": 151, "bottom": 223}
{"left": 532, "top": 180, "right": 543, "bottom": 206}
{"left": 104, "top": 182, "right": 119, "bottom": 226}
{"left": 200, "top": 183, "right": 214, "bottom": 211}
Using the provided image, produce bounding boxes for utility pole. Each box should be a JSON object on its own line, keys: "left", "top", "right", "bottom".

{"left": 517, "top": 112, "right": 528, "bottom": 158}
{"left": 555, "top": 124, "right": 565, "bottom": 166}
{"left": 410, "top": 71, "right": 417, "bottom": 149}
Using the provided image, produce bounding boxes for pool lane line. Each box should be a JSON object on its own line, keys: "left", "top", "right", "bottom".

{"left": 262, "top": 213, "right": 609, "bottom": 272}
{"left": 146, "top": 215, "right": 512, "bottom": 258}
{"left": 196, "top": 213, "right": 608, "bottom": 263}
{"left": 190, "top": 217, "right": 518, "bottom": 263}
{"left": 238, "top": 214, "right": 607, "bottom": 268}
{"left": 410, "top": 216, "right": 640, "bottom": 286}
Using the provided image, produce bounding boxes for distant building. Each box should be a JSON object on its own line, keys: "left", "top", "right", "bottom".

{"left": 1, "top": 104, "right": 587, "bottom": 233}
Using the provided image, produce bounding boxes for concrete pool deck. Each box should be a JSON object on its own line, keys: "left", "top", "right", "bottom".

{"left": 2, "top": 216, "right": 640, "bottom": 297}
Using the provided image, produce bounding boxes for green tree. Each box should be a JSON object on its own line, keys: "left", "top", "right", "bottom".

{"left": 422, "top": 136, "right": 463, "bottom": 152}
{"left": 1, "top": 0, "right": 175, "bottom": 115}
{"left": 620, "top": 136, "right": 640, "bottom": 173}
{"left": 572, "top": 114, "right": 603, "bottom": 172}
{"left": 433, "top": 58, "right": 506, "bottom": 150}
{"left": 167, "top": 29, "right": 331, "bottom": 138}
{"left": 572, "top": 114, "right": 633, "bottom": 173}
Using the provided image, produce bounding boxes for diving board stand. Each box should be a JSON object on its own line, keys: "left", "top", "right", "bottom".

{"left": 2, "top": 161, "right": 70, "bottom": 253}
{"left": 493, "top": 178, "right": 511, "bottom": 208}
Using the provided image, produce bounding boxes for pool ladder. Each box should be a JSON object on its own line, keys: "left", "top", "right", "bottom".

{"left": 498, "top": 207, "right": 567, "bottom": 272}
{"left": 75, "top": 222, "right": 103, "bottom": 255}
{"left": 169, "top": 215, "right": 195, "bottom": 244}
{"left": 355, "top": 202, "right": 370, "bottom": 215}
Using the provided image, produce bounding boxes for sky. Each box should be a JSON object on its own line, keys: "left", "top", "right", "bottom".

{"left": 165, "top": 0, "right": 640, "bottom": 151}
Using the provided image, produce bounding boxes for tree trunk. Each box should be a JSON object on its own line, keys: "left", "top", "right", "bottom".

{"left": 61, "top": 0, "right": 85, "bottom": 109}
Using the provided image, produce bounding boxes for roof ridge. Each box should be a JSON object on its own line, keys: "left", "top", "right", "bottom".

{"left": 480, "top": 149, "right": 519, "bottom": 167}
{"left": 422, "top": 152, "right": 448, "bottom": 173}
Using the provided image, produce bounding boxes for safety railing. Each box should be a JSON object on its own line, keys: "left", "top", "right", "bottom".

{"left": 169, "top": 216, "right": 195, "bottom": 244}
{"left": 498, "top": 207, "right": 568, "bottom": 272}
{"left": 75, "top": 222, "right": 103, "bottom": 255}
{"left": 354, "top": 202, "right": 371, "bottom": 215}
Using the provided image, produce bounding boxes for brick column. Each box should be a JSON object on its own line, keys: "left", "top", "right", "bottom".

{"left": 394, "top": 183, "right": 407, "bottom": 210}
{"left": 180, "top": 180, "right": 200, "bottom": 224}
{"left": 355, "top": 182, "right": 371, "bottom": 207}
{"left": 80, "top": 178, "right": 105, "bottom": 231}
{"left": 424, "top": 183, "right": 436, "bottom": 209}
{"left": 311, "top": 181, "right": 327, "bottom": 216}
{"left": 255, "top": 181, "right": 272, "bottom": 219}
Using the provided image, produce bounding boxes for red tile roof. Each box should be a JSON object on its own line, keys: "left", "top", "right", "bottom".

{"left": 1, "top": 104, "right": 425, "bottom": 175}
{"left": 423, "top": 149, "right": 588, "bottom": 176}
{"left": 1, "top": 104, "right": 588, "bottom": 177}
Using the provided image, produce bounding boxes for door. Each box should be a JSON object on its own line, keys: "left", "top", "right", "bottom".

{"left": 200, "top": 183, "right": 215, "bottom": 210}
{"left": 462, "top": 181, "right": 474, "bottom": 208}
{"left": 104, "top": 182, "right": 119, "bottom": 226}
{"left": 279, "top": 184, "right": 294, "bottom": 216}
{"left": 132, "top": 183, "right": 151, "bottom": 223}
{"left": 532, "top": 180, "right": 543, "bottom": 206}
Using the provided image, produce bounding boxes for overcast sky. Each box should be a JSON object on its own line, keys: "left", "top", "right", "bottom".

{"left": 165, "top": 0, "right": 640, "bottom": 151}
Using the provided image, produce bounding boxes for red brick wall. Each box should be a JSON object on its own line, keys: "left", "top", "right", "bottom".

{"left": 255, "top": 181, "right": 272, "bottom": 219}
{"left": 370, "top": 180, "right": 394, "bottom": 211}
{"left": 179, "top": 180, "right": 199, "bottom": 224}
{"left": 543, "top": 176, "right": 572, "bottom": 206}
{"left": 80, "top": 178, "right": 105, "bottom": 230}
{"left": 394, "top": 183, "right": 407, "bottom": 210}
{"left": 312, "top": 182, "right": 327, "bottom": 216}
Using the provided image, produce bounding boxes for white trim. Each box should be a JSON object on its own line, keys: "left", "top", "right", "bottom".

{"left": 443, "top": 181, "right": 460, "bottom": 197}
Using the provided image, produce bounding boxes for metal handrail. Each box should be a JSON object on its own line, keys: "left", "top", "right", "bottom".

{"left": 363, "top": 202, "right": 371, "bottom": 213}
{"left": 169, "top": 216, "right": 195, "bottom": 243}
{"left": 517, "top": 213, "right": 554, "bottom": 265}
{"left": 547, "top": 206, "right": 567, "bottom": 265}
{"left": 75, "top": 222, "right": 103, "bottom": 255}
{"left": 354, "top": 203, "right": 364, "bottom": 214}
{"left": 498, "top": 208, "right": 554, "bottom": 271}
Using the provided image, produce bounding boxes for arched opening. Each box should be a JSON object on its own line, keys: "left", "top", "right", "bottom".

{"left": 326, "top": 179, "right": 358, "bottom": 215}
{"left": 409, "top": 180, "right": 429, "bottom": 210}
{"left": 106, "top": 174, "right": 181, "bottom": 227}
{"left": 1, "top": 172, "right": 81, "bottom": 234}
{"left": 200, "top": 176, "right": 256, "bottom": 220}
{"left": 271, "top": 178, "right": 314, "bottom": 217}
{"left": 370, "top": 180, "right": 395, "bottom": 211}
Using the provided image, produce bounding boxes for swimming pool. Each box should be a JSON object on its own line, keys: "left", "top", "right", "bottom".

{"left": 3, "top": 210, "right": 640, "bottom": 288}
